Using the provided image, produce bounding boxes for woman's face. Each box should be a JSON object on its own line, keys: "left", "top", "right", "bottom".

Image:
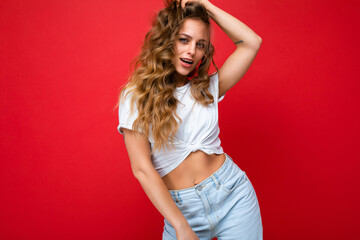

{"left": 171, "top": 18, "right": 209, "bottom": 77}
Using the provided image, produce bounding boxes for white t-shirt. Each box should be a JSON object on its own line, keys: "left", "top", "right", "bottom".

{"left": 117, "top": 72, "right": 225, "bottom": 177}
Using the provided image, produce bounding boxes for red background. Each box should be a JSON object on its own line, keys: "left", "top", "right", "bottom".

{"left": 1, "top": 0, "right": 359, "bottom": 239}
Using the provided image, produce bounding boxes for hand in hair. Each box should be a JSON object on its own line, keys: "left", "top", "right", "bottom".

{"left": 178, "top": 0, "right": 209, "bottom": 9}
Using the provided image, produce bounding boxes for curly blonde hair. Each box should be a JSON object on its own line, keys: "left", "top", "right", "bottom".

{"left": 116, "top": 0, "right": 217, "bottom": 153}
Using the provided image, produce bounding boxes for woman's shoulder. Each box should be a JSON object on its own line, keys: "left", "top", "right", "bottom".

{"left": 118, "top": 85, "right": 139, "bottom": 117}
{"left": 209, "top": 72, "right": 219, "bottom": 86}
{"left": 209, "top": 71, "right": 219, "bottom": 79}
{"left": 119, "top": 85, "right": 136, "bottom": 103}
{"left": 208, "top": 71, "right": 219, "bottom": 90}
{"left": 208, "top": 71, "right": 225, "bottom": 102}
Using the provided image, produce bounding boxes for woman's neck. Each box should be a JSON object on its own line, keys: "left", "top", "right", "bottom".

{"left": 173, "top": 72, "right": 189, "bottom": 87}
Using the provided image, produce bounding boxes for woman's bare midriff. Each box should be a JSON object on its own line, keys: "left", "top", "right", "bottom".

{"left": 162, "top": 151, "right": 226, "bottom": 190}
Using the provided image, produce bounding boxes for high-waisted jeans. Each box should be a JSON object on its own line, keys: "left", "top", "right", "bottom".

{"left": 162, "top": 153, "right": 263, "bottom": 240}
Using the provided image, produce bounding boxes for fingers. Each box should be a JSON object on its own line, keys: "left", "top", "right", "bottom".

{"left": 178, "top": 0, "right": 190, "bottom": 9}
{"left": 179, "top": 0, "right": 206, "bottom": 9}
{"left": 175, "top": 0, "right": 183, "bottom": 9}
{"left": 177, "top": 0, "right": 206, "bottom": 9}
{"left": 182, "top": 0, "right": 188, "bottom": 9}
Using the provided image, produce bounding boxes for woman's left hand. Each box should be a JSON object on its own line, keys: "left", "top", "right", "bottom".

{"left": 178, "top": 0, "right": 210, "bottom": 9}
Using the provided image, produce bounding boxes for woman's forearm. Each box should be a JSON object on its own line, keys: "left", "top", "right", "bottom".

{"left": 122, "top": 128, "right": 191, "bottom": 233}
{"left": 134, "top": 167, "right": 189, "bottom": 231}
{"left": 202, "top": 0, "right": 262, "bottom": 49}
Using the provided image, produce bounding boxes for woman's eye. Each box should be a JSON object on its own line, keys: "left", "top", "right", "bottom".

{"left": 179, "top": 38, "right": 188, "bottom": 43}
{"left": 197, "top": 43, "right": 205, "bottom": 49}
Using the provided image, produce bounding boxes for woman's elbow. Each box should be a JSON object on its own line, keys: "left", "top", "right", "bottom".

{"left": 131, "top": 164, "right": 153, "bottom": 180}
{"left": 131, "top": 165, "right": 144, "bottom": 179}
{"left": 254, "top": 36, "right": 262, "bottom": 49}
{"left": 241, "top": 36, "right": 262, "bottom": 51}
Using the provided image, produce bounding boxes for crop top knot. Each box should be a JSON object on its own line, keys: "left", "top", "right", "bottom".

{"left": 117, "top": 72, "right": 225, "bottom": 177}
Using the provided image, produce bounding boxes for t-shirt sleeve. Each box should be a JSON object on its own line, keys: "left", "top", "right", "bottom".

{"left": 209, "top": 72, "right": 225, "bottom": 102}
{"left": 117, "top": 89, "right": 139, "bottom": 135}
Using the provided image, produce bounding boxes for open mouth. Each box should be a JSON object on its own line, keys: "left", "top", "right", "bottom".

{"left": 180, "top": 58, "right": 194, "bottom": 64}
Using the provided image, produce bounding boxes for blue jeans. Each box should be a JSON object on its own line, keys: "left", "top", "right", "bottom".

{"left": 162, "top": 153, "right": 263, "bottom": 240}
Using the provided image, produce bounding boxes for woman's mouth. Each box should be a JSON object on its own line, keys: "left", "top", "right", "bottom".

{"left": 180, "top": 58, "right": 194, "bottom": 68}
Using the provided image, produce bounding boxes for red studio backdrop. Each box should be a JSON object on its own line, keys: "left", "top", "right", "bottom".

{"left": 1, "top": 0, "right": 359, "bottom": 239}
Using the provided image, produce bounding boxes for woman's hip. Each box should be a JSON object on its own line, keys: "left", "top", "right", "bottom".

{"left": 164, "top": 153, "right": 262, "bottom": 238}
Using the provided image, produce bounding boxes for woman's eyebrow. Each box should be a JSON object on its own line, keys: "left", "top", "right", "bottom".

{"left": 178, "top": 33, "right": 208, "bottom": 42}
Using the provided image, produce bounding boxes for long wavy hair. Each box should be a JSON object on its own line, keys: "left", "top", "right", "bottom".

{"left": 116, "top": 0, "right": 217, "bottom": 153}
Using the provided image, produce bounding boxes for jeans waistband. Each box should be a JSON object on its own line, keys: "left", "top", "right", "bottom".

{"left": 168, "top": 153, "right": 234, "bottom": 200}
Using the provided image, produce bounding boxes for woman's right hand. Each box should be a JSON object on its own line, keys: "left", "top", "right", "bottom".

{"left": 178, "top": 0, "right": 210, "bottom": 10}
{"left": 176, "top": 224, "right": 200, "bottom": 240}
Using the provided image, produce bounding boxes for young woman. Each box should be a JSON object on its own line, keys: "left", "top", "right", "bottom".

{"left": 116, "top": 0, "right": 263, "bottom": 239}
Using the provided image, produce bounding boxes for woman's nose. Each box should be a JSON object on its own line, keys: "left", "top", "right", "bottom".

{"left": 187, "top": 42, "right": 196, "bottom": 55}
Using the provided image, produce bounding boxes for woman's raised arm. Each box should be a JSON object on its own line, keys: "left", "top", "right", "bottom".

{"left": 122, "top": 128, "right": 199, "bottom": 240}
{"left": 180, "top": 0, "right": 262, "bottom": 97}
